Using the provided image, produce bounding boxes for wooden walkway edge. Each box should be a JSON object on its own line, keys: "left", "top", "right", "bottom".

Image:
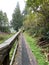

{"left": 13, "top": 33, "right": 38, "bottom": 65}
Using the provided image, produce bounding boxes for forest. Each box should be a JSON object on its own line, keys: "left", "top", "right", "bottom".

{"left": 0, "top": 0, "right": 49, "bottom": 65}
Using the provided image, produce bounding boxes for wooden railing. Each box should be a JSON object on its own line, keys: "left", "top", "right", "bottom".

{"left": 0, "top": 30, "right": 21, "bottom": 65}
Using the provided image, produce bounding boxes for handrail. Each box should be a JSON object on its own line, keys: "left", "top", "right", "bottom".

{"left": 0, "top": 30, "right": 21, "bottom": 65}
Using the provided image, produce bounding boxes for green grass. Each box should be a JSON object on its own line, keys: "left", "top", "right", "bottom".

{"left": 0, "top": 33, "right": 14, "bottom": 44}
{"left": 24, "top": 33, "right": 48, "bottom": 65}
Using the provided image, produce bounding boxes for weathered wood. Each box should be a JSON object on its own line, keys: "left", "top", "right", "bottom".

{"left": 3, "top": 53, "right": 10, "bottom": 65}
{"left": 10, "top": 43, "right": 19, "bottom": 65}
{"left": 0, "top": 30, "right": 21, "bottom": 65}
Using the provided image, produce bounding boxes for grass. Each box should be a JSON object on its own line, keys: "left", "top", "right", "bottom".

{"left": 0, "top": 33, "right": 14, "bottom": 44}
{"left": 24, "top": 33, "right": 48, "bottom": 65}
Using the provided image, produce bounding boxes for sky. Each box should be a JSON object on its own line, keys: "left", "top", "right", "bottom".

{"left": 0, "top": 0, "right": 25, "bottom": 22}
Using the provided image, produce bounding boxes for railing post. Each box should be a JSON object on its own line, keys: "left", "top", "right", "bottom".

{"left": 3, "top": 53, "right": 10, "bottom": 65}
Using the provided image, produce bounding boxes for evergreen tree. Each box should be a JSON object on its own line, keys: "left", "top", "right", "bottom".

{"left": 11, "top": 2, "right": 23, "bottom": 31}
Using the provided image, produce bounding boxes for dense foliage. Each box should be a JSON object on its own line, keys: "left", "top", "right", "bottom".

{"left": 23, "top": 12, "right": 45, "bottom": 36}
{"left": 23, "top": 0, "right": 49, "bottom": 37}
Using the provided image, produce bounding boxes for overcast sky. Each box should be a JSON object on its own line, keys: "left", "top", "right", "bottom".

{"left": 0, "top": 0, "right": 25, "bottom": 21}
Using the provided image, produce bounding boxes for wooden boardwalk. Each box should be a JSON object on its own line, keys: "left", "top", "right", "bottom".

{"left": 13, "top": 33, "right": 38, "bottom": 65}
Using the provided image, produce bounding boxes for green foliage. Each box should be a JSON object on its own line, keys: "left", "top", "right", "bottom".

{"left": 0, "top": 11, "right": 8, "bottom": 26}
{"left": 0, "top": 26, "right": 10, "bottom": 32}
{"left": 0, "top": 35, "right": 4, "bottom": 40}
{"left": 23, "top": 12, "right": 46, "bottom": 36}
{"left": 3, "top": 13, "right": 9, "bottom": 26}
{"left": 24, "top": 33, "right": 47, "bottom": 65}
{"left": 26, "top": 0, "right": 49, "bottom": 11}
{"left": 23, "top": 1, "right": 49, "bottom": 64}
{"left": 11, "top": 2, "right": 23, "bottom": 31}
{"left": 23, "top": 0, "right": 49, "bottom": 38}
{"left": 0, "top": 11, "right": 4, "bottom": 26}
{"left": 0, "top": 11, "right": 10, "bottom": 32}
{"left": 10, "top": 40, "right": 17, "bottom": 60}
{"left": 0, "top": 33, "right": 13, "bottom": 43}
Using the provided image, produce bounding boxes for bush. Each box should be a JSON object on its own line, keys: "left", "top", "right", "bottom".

{"left": 23, "top": 12, "right": 46, "bottom": 37}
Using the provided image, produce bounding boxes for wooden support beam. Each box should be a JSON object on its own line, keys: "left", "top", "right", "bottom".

{"left": 3, "top": 53, "right": 10, "bottom": 65}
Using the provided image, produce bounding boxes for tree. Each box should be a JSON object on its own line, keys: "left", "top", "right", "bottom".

{"left": 11, "top": 2, "right": 23, "bottom": 31}
{"left": 0, "top": 11, "right": 3, "bottom": 26}
{"left": 3, "top": 13, "right": 9, "bottom": 26}
{"left": 26, "top": 0, "right": 49, "bottom": 12}
{"left": 23, "top": 0, "right": 49, "bottom": 37}
{"left": 0, "top": 11, "right": 10, "bottom": 32}
{"left": 26, "top": 0, "right": 49, "bottom": 23}
{"left": 23, "top": 12, "right": 45, "bottom": 36}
